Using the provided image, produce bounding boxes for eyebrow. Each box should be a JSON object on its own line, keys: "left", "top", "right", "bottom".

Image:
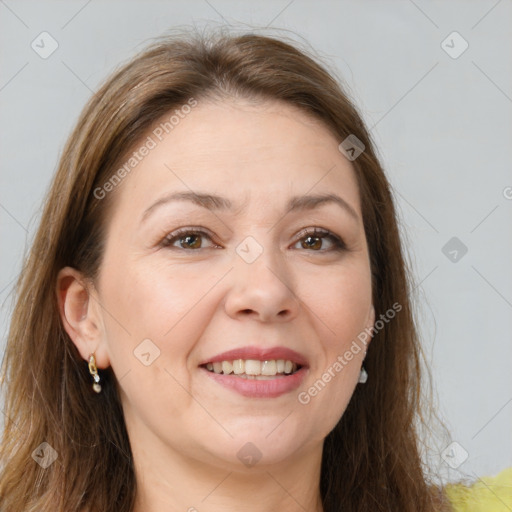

{"left": 140, "top": 191, "right": 360, "bottom": 223}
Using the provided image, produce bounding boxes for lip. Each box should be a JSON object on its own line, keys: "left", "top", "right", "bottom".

{"left": 198, "top": 345, "right": 309, "bottom": 367}
{"left": 200, "top": 366, "right": 308, "bottom": 398}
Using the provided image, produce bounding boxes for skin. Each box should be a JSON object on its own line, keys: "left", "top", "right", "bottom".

{"left": 58, "top": 98, "right": 375, "bottom": 512}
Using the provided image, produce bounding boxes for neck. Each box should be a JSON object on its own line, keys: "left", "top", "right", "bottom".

{"left": 131, "top": 432, "right": 325, "bottom": 512}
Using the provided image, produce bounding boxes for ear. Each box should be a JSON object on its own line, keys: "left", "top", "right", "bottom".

{"left": 56, "top": 266, "right": 110, "bottom": 369}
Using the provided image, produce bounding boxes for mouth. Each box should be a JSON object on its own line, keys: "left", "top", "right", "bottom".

{"left": 200, "top": 359, "right": 303, "bottom": 380}
{"left": 198, "top": 346, "right": 309, "bottom": 397}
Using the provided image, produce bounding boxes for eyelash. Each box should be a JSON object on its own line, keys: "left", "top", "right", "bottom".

{"left": 160, "top": 227, "right": 347, "bottom": 253}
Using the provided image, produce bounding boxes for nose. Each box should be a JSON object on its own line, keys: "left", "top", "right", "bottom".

{"left": 224, "top": 246, "right": 299, "bottom": 323}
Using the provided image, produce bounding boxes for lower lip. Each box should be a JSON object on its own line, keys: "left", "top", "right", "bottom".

{"left": 200, "top": 366, "right": 308, "bottom": 398}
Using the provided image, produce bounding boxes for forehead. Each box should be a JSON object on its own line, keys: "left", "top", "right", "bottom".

{"left": 110, "top": 98, "right": 361, "bottom": 218}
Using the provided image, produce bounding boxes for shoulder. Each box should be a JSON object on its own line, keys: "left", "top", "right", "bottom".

{"left": 443, "top": 467, "right": 512, "bottom": 512}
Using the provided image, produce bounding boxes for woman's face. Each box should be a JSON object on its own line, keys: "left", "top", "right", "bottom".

{"left": 91, "top": 99, "right": 374, "bottom": 470}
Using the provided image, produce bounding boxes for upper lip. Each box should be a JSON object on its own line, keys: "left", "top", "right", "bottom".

{"left": 199, "top": 346, "right": 309, "bottom": 367}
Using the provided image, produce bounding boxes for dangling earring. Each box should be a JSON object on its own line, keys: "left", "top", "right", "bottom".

{"left": 88, "top": 353, "right": 102, "bottom": 393}
{"left": 358, "top": 366, "right": 368, "bottom": 384}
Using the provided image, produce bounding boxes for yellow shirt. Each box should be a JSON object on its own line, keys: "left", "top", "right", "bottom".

{"left": 445, "top": 467, "right": 512, "bottom": 512}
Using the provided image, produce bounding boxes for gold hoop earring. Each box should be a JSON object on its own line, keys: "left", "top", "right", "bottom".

{"left": 88, "top": 353, "right": 102, "bottom": 393}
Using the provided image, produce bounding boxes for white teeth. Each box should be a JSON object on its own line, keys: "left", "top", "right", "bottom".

{"left": 245, "top": 360, "right": 261, "bottom": 375}
{"left": 261, "top": 360, "right": 277, "bottom": 375}
{"left": 222, "top": 361, "right": 233, "bottom": 375}
{"left": 203, "top": 359, "right": 300, "bottom": 377}
{"left": 232, "top": 359, "right": 244, "bottom": 374}
{"left": 236, "top": 374, "right": 284, "bottom": 380}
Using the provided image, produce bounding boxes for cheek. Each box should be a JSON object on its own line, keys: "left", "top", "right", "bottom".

{"left": 296, "top": 262, "right": 371, "bottom": 412}
{"left": 300, "top": 261, "right": 372, "bottom": 343}
{"left": 99, "top": 257, "right": 227, "bottom": 359}
{"left": 97, "top": 260, "right": 223, "bottom": 421}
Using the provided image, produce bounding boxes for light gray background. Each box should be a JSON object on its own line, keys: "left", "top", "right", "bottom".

{"left": 1, "top": 0, "right": 511, "bottom": 484}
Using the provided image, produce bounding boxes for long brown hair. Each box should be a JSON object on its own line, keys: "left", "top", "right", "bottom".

{"left": 0, "top": 27, "right": 450, "bottom": 511}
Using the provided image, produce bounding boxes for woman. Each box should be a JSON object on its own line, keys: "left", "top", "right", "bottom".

{"left": 0, "top": 28, "right": 509, "bottom": 512}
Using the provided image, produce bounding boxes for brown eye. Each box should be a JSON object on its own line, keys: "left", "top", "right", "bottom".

{"left": 177, "top": 234, "right": 202, "bottom": 249}
{"left": 161, "top": 229, "right": 216, "bottom": 250}
{"left": 301, "top": 235, "right": 323, "bottom": 250}
{"left": 294, "top": 228, "right": 346, "bottom": 252}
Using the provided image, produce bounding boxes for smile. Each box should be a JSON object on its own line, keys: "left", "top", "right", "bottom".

{"left": 201, "top": 358, "right": 301, "bottom": 378}
{"left": 200, "top": 361, "right": 308, "bottom": 398}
